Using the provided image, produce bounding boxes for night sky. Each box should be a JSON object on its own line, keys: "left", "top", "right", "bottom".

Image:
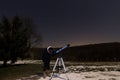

{"left": 0, "top": 0, "right": 120, "bottom": 47}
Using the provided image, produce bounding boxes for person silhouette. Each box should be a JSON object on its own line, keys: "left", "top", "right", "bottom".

{"left": 42, "top": 44, "right": 70, "bottom": 78}
{"left": 42, "top": 46, "right": 55, "bottom": 78}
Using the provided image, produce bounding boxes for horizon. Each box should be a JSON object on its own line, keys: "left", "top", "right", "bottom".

{"left": 37, "top": 41, "right": 120, "bottom": 48}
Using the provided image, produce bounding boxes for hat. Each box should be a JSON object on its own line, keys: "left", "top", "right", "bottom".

{"left": 47, "top": 46, "right": 52, "bottom": 53}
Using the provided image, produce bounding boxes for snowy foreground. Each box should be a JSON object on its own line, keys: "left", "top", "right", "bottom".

{"left": 39, "top": 66, "right": 120, "bottom": 80}
{"left": 39, "top": 71, "right": 120, "bottom": 80}
{"left": 7, "top": 60, "right": 120, "bottom": 80}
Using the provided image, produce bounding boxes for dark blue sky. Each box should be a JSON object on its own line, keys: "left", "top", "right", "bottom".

{"left": 0, "top": 0, "right": 120, "bottom": 47}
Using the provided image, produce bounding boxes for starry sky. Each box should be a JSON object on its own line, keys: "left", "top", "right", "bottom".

{"left": 0, "top": 0, "right": 120, "bottom": 47}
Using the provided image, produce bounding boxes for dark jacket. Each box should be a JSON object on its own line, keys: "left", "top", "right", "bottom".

{"left": 42, "top": 49, "right": 52, "bottom": 62}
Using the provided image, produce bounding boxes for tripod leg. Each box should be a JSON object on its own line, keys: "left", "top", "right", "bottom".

{"left": 61, "top": 58, "right": 70, "bottom": 80}
{"left": 49, "top": 58, "right": 59, "bottom": 80}
{"left": 49, "top": 72, "right": 54, "bottom": 80}
{"left": 50, "top": 57, "right": 70, "bottom": 80}
{"left": 61, "top": 58, "right": 66, "bottom": 72}
{"left": 53, "top": 58, "right": 59, "bottom": 72}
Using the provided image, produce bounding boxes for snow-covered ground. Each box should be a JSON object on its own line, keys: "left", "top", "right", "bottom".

{"left": 39, "top": 65, "right": 120, "bottom": 80}
{"left": 1, "top": 60, "right": 120, "bottom": 80}
{"left": 39, "top": 71, "right": 120, "bottom": 80}
{"left": 0, "top": 60, "right": 43, "bottom": 64}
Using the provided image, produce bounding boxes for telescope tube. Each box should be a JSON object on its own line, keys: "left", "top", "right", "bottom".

{"left": 56, "top": 44, "right": 70, "bottom": 54}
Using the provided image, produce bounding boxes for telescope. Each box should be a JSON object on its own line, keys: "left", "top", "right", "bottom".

{"left": 50, "top": 44, "right": 70, "bottom": 80}
{"left": 55, "top": 44, "right": 70, "bottom": 54}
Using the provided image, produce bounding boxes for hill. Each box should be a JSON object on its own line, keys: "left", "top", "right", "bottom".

{"left": 29, "top": 42, "right": 120, "bottom": 61}
{"left": 62, "top": 42, "right": 120, "bottom": 61}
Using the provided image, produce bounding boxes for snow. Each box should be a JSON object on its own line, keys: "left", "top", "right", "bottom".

{"left": 0, "top": 60, "right": 43, "bottom": 64}
{"left": 38, "top": 65, "right": 120, "bottom": 80}
{"left": 39, "top": 71, "right": 120, "bottom": 80}
{"left": 13, "top": 60, "right": 120, "bottom": 80}
{"left": 1, "top": 60, "right": 120, "bottom": 80}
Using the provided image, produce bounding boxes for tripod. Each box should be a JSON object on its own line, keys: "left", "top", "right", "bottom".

{"left": 49, "top": 56, "right": 69, "bottom": 80}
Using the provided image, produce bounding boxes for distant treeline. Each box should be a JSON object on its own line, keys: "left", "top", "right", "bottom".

{"left": 28, "top": 42, "right": 120, "bottom": 61}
